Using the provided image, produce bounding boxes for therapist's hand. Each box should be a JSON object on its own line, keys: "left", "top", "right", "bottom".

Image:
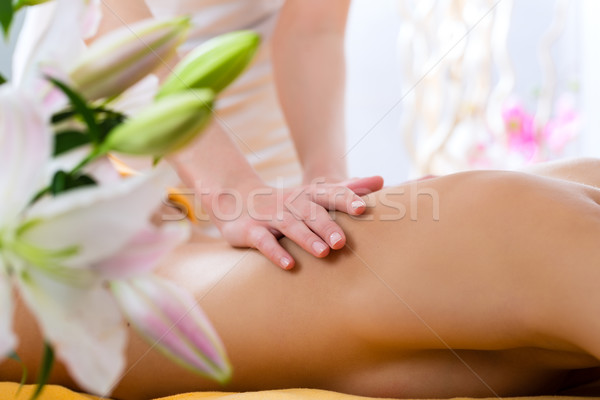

{"left": 204, "top": 175, "right": 383, "bottom": 269}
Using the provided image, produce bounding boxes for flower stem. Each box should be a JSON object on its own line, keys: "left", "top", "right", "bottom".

{"left": 31, "top": 146, "right": 107, "bottom": 204}
{"left": 71, "top": 147, "right": 106, "bottom": 175}
{"left": 30, "top": 343, "right": 54, "bottom": 400}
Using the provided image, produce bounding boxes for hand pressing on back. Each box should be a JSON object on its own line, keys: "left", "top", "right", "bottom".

{"left": 201, "top": 175, "right": 384, "bottom": 269}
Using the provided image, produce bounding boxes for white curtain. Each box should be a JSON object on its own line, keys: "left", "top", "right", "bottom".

{"left": 344, "top": 0, "right": 587, "bottom": 181}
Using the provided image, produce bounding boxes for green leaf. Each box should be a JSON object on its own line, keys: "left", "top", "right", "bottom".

{"left": 53, "top": 130, "right": 92, "bottom": 156}
{"left": 70, "top": 174, "right": 97, "bottom": 189}
{"left": 50, "top": 170, "right": 97, "bottom": 196}
{"left": 51, "top": 109, "right": 77, "bottom": 125}
{"left": 52, "top": 106, "right": 127, "bottom": 125}
{"left": 50, "top": 170, "right": 68, "bottom": 195}
{"left": 0, "top": 72, "right": 6, "bottom": 85}
{"left": 8, "top": 352, "right": 28, "bottom": 396}
{"left": 0, "top": 0, "right": 13, "bottom": 38}
{"left": 30, "top": 187, "right": 49, "bottom": 204}
{"left": 97, "top": 111, "right": 127, "bottom": 143}
{"left": 30, "top": 343, "right": 54, "bottom": 400}
{"left": 48, "top": 77, "right": 100, "bottom": 143}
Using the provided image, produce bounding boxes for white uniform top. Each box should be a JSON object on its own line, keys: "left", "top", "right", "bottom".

{"left": 146, "top": 0, "right": 303, "bottom": 187}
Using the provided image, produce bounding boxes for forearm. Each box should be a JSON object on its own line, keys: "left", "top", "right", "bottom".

{"left": 272, "top": 1, "right": 350, "bottom": 183}
{"left": 94, "top": 0, "right": 178, "bottom": 79}
{"left": 95, "top": 0, "right": 153, "bottom": 36}
{"left": 95, "top": 1, "right": 260, "bottom": 200}
{"left": 170, "top": 121, "right": 263, "bottom": 212}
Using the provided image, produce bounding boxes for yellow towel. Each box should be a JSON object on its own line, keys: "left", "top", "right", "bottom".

{"left": 0, "top": 383, "right": 597, "bottom": 400}
{"left": 0, "top": 382, "right": 103, "bottom": 399}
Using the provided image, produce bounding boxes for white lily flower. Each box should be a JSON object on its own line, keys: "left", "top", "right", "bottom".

{"left": 4, "top": 3, "right": 232, "bottom": 392}
{"left": 22, "top": 164, "right": 178, "bottom": 269}
{"left": 0, "top": 84, "right": 49, "bottom": 359}
{"left": 12, "top": 166, "right": 180, "bottom": 394}
{"left": 12, "top": 0, "right": 101, "bottom": 116}
{"left": 16, "top": 265, "right": 126, "bottom": 395}
{"left": 0, "top": 85, "right": 187, "bottom": 394}
{"left": 96, "top": 223, "right": 190, "bottom": 280}
{"left": 0, "top": 85, "right": 51, "bottom": 229}
{"left": 12, "top": 0, "right": 101, "bottom": 88}
{"left": 11, "top": 192, "right": 191, "bottom": 395}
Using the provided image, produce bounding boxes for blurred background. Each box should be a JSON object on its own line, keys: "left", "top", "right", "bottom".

{"left": 344, "top": 0, "right": 595, "bottom": 184}
{"left": 2, "top": 0, "right": 596, "bottom": 185}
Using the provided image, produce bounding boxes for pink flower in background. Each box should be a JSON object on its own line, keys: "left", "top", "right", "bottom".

{"left": 502, "top": 101, "right": 539, "bottom": 162}
{"left": 542, "top": 94, "right": 580, "bottom": 154}
{"left": 468, "top": 94, "right": 580, "bottom": 170}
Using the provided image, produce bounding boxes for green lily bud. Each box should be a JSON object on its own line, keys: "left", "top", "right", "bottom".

{"left": 102, "top": 89, "right": 214, "bottom": 157}
{"left": 156, "top": 30, "right": 260, "bottom": 98}
{"left": 70, "top": 16, "right": 190, "bottom": 101}
{"left": 14, "top": 0, "right": 52, "bottom": 8}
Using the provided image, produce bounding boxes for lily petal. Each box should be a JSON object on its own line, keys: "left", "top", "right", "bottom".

{"left": 111, "top": 277, "right": 231, "bottom": 383}
{"left": 0, "top": 85, "right": 51, "bottom": 227}
{"left": 96, "top": 222, "right": 190, "bottom": 279}
{"left": 80, "top": 0, "right": 102, "bottom": 40}
{"left": 21, "top": 164, "right": 177, "bottom": 268}
{"left": 12, "top": 0, "right": 98, "bottom": 88}
{"left": 16, "top": 266, "right": 126, "bottom": 395}
{"left": 0, "top": 260, "right": 17, "bottom": 359}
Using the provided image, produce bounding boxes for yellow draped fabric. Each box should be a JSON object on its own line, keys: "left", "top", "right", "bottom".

{"left": 0, "top": 383, "right": 597, "bottom": 400}
{"left": 0, "top": 383, "right": 103, "bottom": 399}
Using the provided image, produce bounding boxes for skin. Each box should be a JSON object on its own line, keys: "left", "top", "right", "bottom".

{"left": 6, "top": 158, "right": 600, "bottom": 399}
{"left": 272, "top": 0, "right": 351, "bottom": 183}
{"left": 97, "top": 0, "right": 368, "bottom": 269}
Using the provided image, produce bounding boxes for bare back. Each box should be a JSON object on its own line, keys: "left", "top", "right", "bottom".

{"left": 7, "top": 165, "right": 600, "bottom": 399}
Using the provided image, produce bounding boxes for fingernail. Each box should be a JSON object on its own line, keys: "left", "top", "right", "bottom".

{"left": 312, "top": 241, "right": 328, "bottom": 255}
{"left": 280, "top": 257, "right": 291, "bottom": 269}
{"left": 330, "top": 232, "right": 343, "bottom": 247}
{"left": 352, "top": 200, "right": 365, "bottom": 210}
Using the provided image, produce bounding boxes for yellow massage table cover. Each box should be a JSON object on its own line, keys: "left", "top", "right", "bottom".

{"left": 1, "top": 383, "right": 600, "bottom": 400}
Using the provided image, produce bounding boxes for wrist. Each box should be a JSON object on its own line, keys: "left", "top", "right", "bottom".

{"left": 197, "top": 175, "right": 265, "bottom": 215}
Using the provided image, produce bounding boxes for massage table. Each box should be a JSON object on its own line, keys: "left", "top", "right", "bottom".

{"left": 1, "top": 382, "right": 600, "bottom": 400}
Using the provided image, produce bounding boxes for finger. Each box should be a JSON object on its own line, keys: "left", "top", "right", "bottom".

{"left": 273, "top": 214, "right": 330, "bottom": 257}
{"left": 247, "top": 226, "right": 295, "bottom": 270}
{"left": 304, "top": 206, "right": 346, "bottom": 250}
{"left": 309, "top": 185, "right": 367, "bottom": 216}
{"left": 284, "top": 201, "right": 346, "bottom": 250}
{"left": 342, "top": 175, "right": 384, "bottom": 196}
